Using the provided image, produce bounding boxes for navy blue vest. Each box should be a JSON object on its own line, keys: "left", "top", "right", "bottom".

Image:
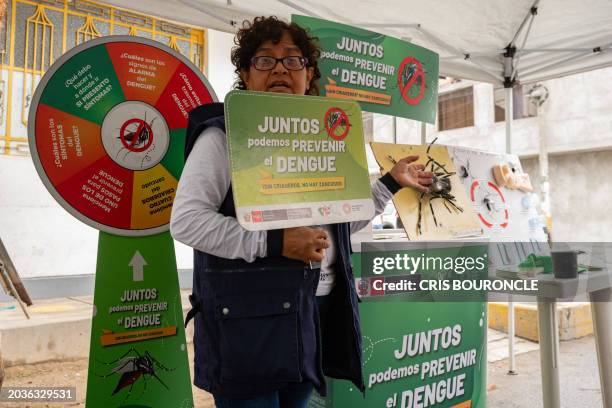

{"left": 184, "top": 103, "right": 365, "bottom": 399}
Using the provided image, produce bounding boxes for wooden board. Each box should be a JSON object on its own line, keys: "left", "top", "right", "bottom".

{"left": 371, "top": 142, "right": 482, "bottom": 240}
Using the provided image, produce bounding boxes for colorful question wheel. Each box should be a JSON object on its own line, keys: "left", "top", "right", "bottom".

{"left": 29, "top": 36, "right": 217, "bottom": 236}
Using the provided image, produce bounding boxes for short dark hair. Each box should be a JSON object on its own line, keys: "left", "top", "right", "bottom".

{"left": 231, "top": 16, "right": 321, "bottom": 96}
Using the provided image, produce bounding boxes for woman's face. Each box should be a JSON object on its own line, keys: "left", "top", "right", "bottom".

{"left": 241, "top": 30, "right": 314, "bottom": 95}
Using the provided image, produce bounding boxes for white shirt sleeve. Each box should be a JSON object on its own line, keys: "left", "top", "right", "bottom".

{"left": 350, "top": 179, "right": 395, "bottom": 234}
{"left": 170, "top": 127, "right": 268, "bottom": 262}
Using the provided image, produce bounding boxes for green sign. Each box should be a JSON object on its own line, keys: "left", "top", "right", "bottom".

{"left": 225, "top": 90, "right": 374, "bottom": 231}
{"left": 310, "top": 245, "right": 487, "bottom": 408}
{"left": 311, "top": 302, "right": 486, "bottom": 408}
{"left": 292, "top": 15, "right": 439, "bottom": 124}
{"left": 86, "top": 232, "right": 193, "bottom": 408}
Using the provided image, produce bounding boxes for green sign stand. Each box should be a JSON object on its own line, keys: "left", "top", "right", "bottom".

{"left": 310, "top": 244, "right": 487, "bottom": 408}
{"left": 86, "top": 231, "right": 193, "bottom": 408}
{"left": 311, "top": 301, "right": 486, "bottom": 408}
{"left": 27, "top": 37, "right": 219, "bottom": 408}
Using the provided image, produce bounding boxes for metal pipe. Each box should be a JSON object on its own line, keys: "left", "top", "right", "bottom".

{"left": 277, "top": 0, "right": 325, "bottom": 18}
{"left": 418, "top": 26, "right": 502, "bottom": 82}
{"left": 538, "top": 298, "right": 561, "bottom": 407}
{"left": 520, "top": 47, "right": 603, "bottom": 53}
{"left": 505, "top": 86, "right": 516, "bottom": 374}
{"left": 589, "top": 288, "right": 612, "bottom": 407}
{"left": 537, "top": 103, "right": 551, "bottom": 229}
{"left": 420, "top": 121, "right": 427, "bottom": 145}
{"left": 505, "top": 87, "right": 513, "bottom": 154}
{"left": 508, "top": 294, "right": 516, "bottom": 374}
{"left": 356, "top": 23, "right": 421, "bottom": 29}
{"left": 510, "top": 0, "right": 541, "bottom": 46}
{"left": 520, "top": 42, "right": 612, "bottom": 78}
{"left": 512, "top": 8, "right": 537, "bottom": 79}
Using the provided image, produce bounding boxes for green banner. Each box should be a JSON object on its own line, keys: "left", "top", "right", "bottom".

{"left": 86, "top": 231, "right": 193, "bottom": 408}
{"left": 292, "top": 15, "right": 439, "bottom": 124}
{"left": 225, "top": 90, "right": 374, "bottom": 231}
{"left": 310, "top": 245, "right": 487, "bottom": 408}
{"left": 311, "top": 302, "right": 486, "bottom": 408}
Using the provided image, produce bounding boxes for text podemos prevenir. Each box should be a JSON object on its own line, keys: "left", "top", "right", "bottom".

{"left": 108, "top": 288, "right": 168, "bottom": 330}
{"left": 249, "top": 116, "right": 345, "bottom": 173}
{"left": 369, "top": 324, "right": 476, "bottom": 408}
{"left": 322, "top": 37, "right": 395, "bottom": 90}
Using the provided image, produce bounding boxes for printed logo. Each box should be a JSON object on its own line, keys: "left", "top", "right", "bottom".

{"left": 324, "top": 107, "right": 350, "bottom": 141}
{"left": 318, "top": 205, "right": 331, "bottom": 217}
{"left": 397, "top": 57, "right": 425, "bottom": 106}
{"left": 251, "top": 211, "right": 263, "bottom": 223}
{"left": 342, "top": 203, "right": 352, "bottom": 214}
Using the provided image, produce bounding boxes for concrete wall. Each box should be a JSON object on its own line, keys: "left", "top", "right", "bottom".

{"left": 419, "top": 67, "right": 612, "bottom": 157}
{"left": 522, "top": 152, "right": 612, "bottom": 242}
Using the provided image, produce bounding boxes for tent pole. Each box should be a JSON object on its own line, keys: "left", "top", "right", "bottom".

{"left": 537, "top": 103, "right": 551, "bottom": 235}
{"left": 392, "top": 116, "right": 397, "bottom": 144}
{"left": 420, "top": 121, "right": 426, "bottom": 145}
{"left": 505, "top": 86, "right": 517, "bottom": 375}
{"left": 505, "top": 88, "right": 513, "bottom": 155}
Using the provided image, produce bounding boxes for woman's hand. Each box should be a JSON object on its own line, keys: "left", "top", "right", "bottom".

{"left": 389, "top": 155, "right": 434, "bottom": 193}
{"left": 282, "top": 227, "right": 330, "bottom": 263}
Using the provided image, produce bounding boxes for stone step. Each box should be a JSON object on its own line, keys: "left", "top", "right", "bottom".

{"left": 488, "top": 302, "right": 593, "bottom": 342}
{"left": 0, "top": 291, "right": 193, "bottom": 367}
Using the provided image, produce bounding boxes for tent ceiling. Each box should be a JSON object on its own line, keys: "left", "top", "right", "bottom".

{"left": 100, "top": 0, "right": 612, "bottom": 85}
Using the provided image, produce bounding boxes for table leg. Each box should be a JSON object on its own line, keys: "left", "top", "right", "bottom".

{"left": 537, "top": 297, "right": 560, "bottom": 408}
{"left": 589, "top": 287, "right": 612, "bottom": 407}
{"left": 508, "top": 295, "right": 517, "bottom": 374}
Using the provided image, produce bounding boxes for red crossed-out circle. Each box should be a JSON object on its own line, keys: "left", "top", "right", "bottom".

{"left": 397, "top": 57, "right": 426, "bottom": 106}
{"left": 119, "top": 118, "right": 154, "bottom": 152}
{"left": 324, "top": 107, "right": 350, "bottom": 141}
{"left": 470, "top": 180, "right": 509, "bottom": 229}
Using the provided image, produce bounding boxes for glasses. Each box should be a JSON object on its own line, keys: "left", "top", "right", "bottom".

{"left": 250, "top": 56, "right": 309, "bottom": 71}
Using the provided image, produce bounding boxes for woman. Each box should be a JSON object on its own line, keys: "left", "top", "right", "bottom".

{"left": 171, "top": 16, "right": 433, "bottom": 408}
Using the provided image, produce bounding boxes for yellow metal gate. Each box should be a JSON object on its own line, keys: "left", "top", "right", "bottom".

{"left": 0, "top": 0, "right": 207, "bottom": 155}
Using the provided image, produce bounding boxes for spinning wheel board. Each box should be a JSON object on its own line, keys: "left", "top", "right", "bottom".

{"left": 28, "top": 36, "right": 217, "bottom": 236}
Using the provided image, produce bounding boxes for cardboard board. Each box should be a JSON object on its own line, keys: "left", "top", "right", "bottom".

{"left": 371, "top": 142, "right": 481, "bottom": 240}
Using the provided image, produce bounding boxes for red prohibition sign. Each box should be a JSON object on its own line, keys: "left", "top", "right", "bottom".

{"left": 324, "top": 107, "right": 350, "bottom": 141}
{"left": 119, "top": 118, "right": 154, "bottom": 152}
{"left": 470, "top": 180, "right": 509, "bottom": 229}
{"left": 397, "top": 57, "right": 426, "bottom": 106}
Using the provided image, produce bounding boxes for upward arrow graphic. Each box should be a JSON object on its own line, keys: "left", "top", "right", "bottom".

{"left": 129, "top": 251, "right": 147, "bottom": 282}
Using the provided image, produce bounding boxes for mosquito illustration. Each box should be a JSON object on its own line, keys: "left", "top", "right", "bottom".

{"left": 96, "top": 347, "right": 174, "bottom": 402}
{"left": 116, "top": 112, "right": 157, "bottom": 161}
{"left": 400, "top": 62, "right": 420, "bottom": 88}
{"left": 326, "top": 110, "right": 350, "bottom": 131}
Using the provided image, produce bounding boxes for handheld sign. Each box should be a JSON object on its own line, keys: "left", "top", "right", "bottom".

{"left": 292, "top": 15, "right": 439, "bottom": 124}
{"left": 225, "top": 91, "right": 374, "bottom": 230}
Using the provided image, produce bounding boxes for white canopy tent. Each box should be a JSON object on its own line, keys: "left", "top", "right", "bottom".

{"left": 100, "top": 0, "right": 612, "bottom": 85}
{"left": 97, "top": 2, "right": 612, "bottom": 407}
{"left": 99, "top": 0, "right": 612, "bottom": 153}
